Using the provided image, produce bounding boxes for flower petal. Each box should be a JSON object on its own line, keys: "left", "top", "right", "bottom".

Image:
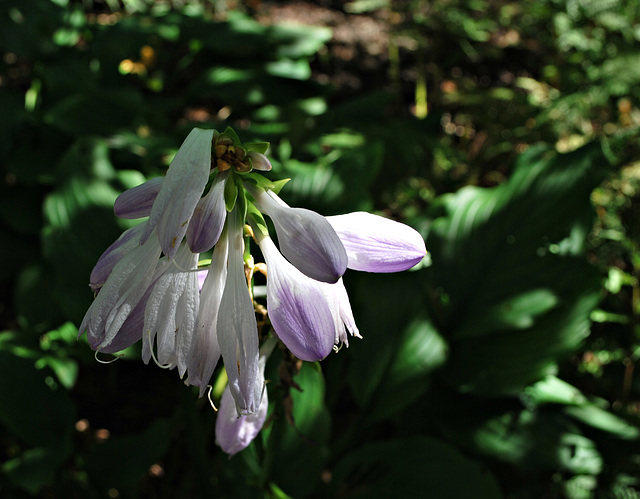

{"left": 90, "top": 223, "right": 146, "bottom": 293}
{"left": 248, "top": 186, "right": 347, "bottom": 283}
{"left": 328, "top": 278, "right": 360, "bottom": 348}
{"left": 259, "top": 234, "right": 336, "bottom": 361}
{"left": 326, "top": 212, "right": 426, "bottom": 273}
{"left": 141, "top": 243, "right": 199, "bottom": 373}
{"left": 186, "top": 232, "right": 228, "bottom": 395}
{"left": 217, "top": 207, "right": 261, "bottom": 415}
{"left": 186, "top": 171, "right": 228, "bottom": 253}
{"left": 80, "top": 233, "right": 162, "bottom": 352}
{"left": 248, "top": 151, "right": 272, "bottom": 171}
{"left": 215, "top": 384, "right": 268, "bottom": 456}
{"left": 215, "top": 339, "right": 275, "bottom": 455}
{"left": 114, "top": 177, "right": 164, "bottom": 219}
{"left": 141, "top": 128, "right": 214, "bottom": 258}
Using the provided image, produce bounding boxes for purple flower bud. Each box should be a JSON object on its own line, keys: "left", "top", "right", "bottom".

{"left": 248, "top": 151, "right": 272, "bottom": 171}
{"left": 326, "top": 212, "right": 426, "bottom": 273}
{"left": 215, "top": 339, "right": 274, "bottom": 455}
{"left": 215, "top": 384, "right": 268, "bottom": 456}
{"left": 186, "top": 171, "right": 228, "bottom": 253}
{"left": 248, "top": 185, "right": 347, "bottom": 284}
{"left": 114, "top": 177, "right": 164, "bottom": 219}
{"left": 141, "top": 128, "right": 214, "bottom": 258}
{"left": 90, "top": 223, "right": 146, "bottom": 292}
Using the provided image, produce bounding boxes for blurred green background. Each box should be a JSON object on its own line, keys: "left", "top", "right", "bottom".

{"left": 2, "top": 0, "right": 640, "bottom": 497}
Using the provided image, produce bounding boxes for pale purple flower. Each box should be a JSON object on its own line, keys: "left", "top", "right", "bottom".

{"left": 215, "top": 339, "right": 275, "bottom": 456}
{"left": 216, "top": 205, "right": 261, "bottom": 415}
{"left": 114, "top": 177, "right": 164, "bottom": 219}
{"left": 256, "top": 231, "right": 357, "bottom": 361}
{"left": 246, "top": 184, "right": 347, "bottom": 284}
{"left": 186, "top": 171, "right": 229, "bottom": 253}
{"left": 326, "top": 212, "right": 426, "bottom": 272}
{"left": 141, "top": 128, "right": 214, "bottom": 258}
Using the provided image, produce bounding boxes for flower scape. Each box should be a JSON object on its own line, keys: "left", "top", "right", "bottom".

{"left": 80, "top": 127, "right": 427, "bottom": 455}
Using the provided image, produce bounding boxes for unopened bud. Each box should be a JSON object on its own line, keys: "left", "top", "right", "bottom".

{"left": 248, "top": 152, "right": 272, "bottom": 171}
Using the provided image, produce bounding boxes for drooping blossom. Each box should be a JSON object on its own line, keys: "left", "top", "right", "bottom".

{"left": 215, "top": 339, "right": 275, "bottom": 456}
{"left": 246, "top": 183, "right": 347, "bottom": 284}
{"left": 79, "top": 126, "right": 426, "bottom": 456}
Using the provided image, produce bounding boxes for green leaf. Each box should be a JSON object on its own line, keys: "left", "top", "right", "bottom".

{"left": 246, "top": 201, "right": 269, "bottom": 238}
{"left": 433, "top": 395, "right": 603, "bottom": 475}
{"left": 564, "top": 405, "right": 640, "bottom": 440}
{"left": 223, "top": 126, "right": 241, "bottom": 146}
{"left": 244, "top": 141, "right": 270, "bottom": 154}
{"left": 330, "top": 436, "right": 502, "bottom": 498}
{"left": 346, "top": 271, "right": 426, "bottom": 409}
{"left": 523, "top": 376, "right": 590, "bottom": 406}
{"left": 369, "top": 318, "right": 448, "bottom": 420}
{"left": 0, "top": 351, "right": 75, "bottom": 448}
{"left": 224, "top": 173, "right": 239, "bottom": 212}
{"left": 427, "top": 142, "right": 608, "bottom": 395}
{"left": 2, "top": 446, "right": 68, "bottom": 494}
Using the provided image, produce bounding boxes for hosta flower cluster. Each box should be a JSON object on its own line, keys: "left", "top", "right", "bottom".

{"left": 80, "top": 127, "right": 426, "bottom": 455}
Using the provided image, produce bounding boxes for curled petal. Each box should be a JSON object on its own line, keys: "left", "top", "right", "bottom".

{"left": 217, "top": 207, "right": 260, "bottom": 415}
{"left": 259, "top": 234, "right": 337, "bottom": 361}
{"left": 326, "top": 212, "right": 426, "bottom": 273}
{"left": 186, "top": 232, "right": 228, "bottom": 396}
{"left": 114, "top": 177, "right": 164, "bottom": 219}
{"left": 90, "top": 223, "right": 146, "bottom": 292}
{"left": 327, "top": 280, "right": 360, "bottom": 351}
{"left": 248, "top": 185, "right": 347, "bottom": 283}
{"left": 141, "top": 128, "right": 214, "bottom": 258}
{"left": 80, "top": 234, "right": 162, "bottom": 352}
{"left": 186, "top": 171, "right": 228, "bottom": 253}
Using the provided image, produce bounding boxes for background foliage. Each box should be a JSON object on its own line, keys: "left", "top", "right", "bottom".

{"left": 2, "top": 0, "right": 640, "bottom": 497}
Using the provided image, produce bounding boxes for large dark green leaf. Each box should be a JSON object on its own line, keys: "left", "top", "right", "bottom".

{"left": 427, "top": 142, "right": 609, "bottom": 395}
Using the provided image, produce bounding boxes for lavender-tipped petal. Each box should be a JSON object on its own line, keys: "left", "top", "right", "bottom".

{"left": 114, "top": 177, "right": 164, "bottom": 219}
{"left": 186, "top": 172, "right": 228, "bottom": 253}
{"left": 215, "top": 384, "right": 268, "bottom": 456}
{"left": 260, "top": 235, "right": 336, "bottom": 361}
{"left": 326, "top": 212, "right": 426, "bottom": 273}
{"left": 90, "top": 223, "right": 146, "bottom": 292}
{"left": 249, "top": 187, "right": 347, "bottom": 283}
